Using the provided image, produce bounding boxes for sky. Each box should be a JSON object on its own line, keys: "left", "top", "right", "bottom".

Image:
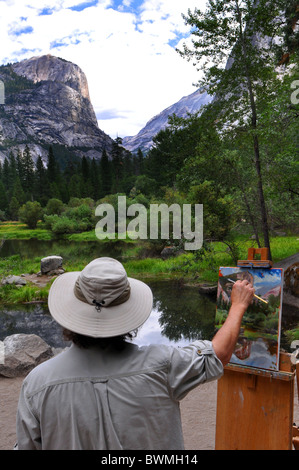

{"left": 0, "top": 0, "right": 207, "bottom": 139}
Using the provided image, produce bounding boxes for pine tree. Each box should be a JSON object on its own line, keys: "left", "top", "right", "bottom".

{"left": 136, "top": 148, "right": 144, "bottom": 175}
{"left": 90, "top": 158, "right": 101, "bottom": 201}
{"left": 0, "top": 180, "right": 8, "bottom": 212}
{"left": 100, "top": 149, "right": 112, "bottom": 197}
{"left": 111, "top": 138, "right": 124, "bottom": 192}
{"left": 2, "top": 157, "right": 10, "bottom": 191}
{"left": 47, "top": 146, "right": 58, "bottom": 185}
{"left": 34, "top": 156, "right": 47, "bottom": 204}
{"left": 8, "top": 151, "right": 17, "bottom": 197}
{"left": 46, "top": 146, "right": 62, "bottom": 199}
{"left": 8, "top": 196, "right": 20, "bottom": 220}
{"left": 81, "top": 155, "right": 90, "bottom": 182}
{"left": 12, "top": 176, "right": 26, "bottom": 206}
{"left": 16, "top": 149, "right": 25, "bottom": 189}
{"left": 22, "top": 145, "right": 35, "bottom": 200}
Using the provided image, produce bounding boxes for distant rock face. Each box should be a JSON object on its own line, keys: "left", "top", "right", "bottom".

{"left": 12, "top": 54, "right": 91, "bottom": 101}
{"left": 0, "top": 55, "right": 113, "bottom": 163}
{"left": 122, "top": 88, "right": 212, "bottom": 154}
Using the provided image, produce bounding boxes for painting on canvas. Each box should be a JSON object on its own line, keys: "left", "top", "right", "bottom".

{"left": 215, "top": 267, "right": 284, "bottom": 371}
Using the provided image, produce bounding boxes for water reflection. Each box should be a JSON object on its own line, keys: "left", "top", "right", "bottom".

{"left": 0, "top": 281, "right": 217, "bottom": 348}
{"left": 0, "top": 303, "right": 65, "bottom": 348}
{"left": 135, "top": 281, "right": 216, "bottom": 347}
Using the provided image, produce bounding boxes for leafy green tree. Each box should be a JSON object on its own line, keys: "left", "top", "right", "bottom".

{"left": 45, "top": 198, "right": 64, "bottom": 215}
{"left": 178, "top": 0, "right": 296, "bottom": 258}
{"left": 133, "top": 175, "right": 157, "bottom": 197}
{"left": 188, "top": 181, "right": 237, "bottom": 241}
{"left": 145, "top": 112, "right": 203, "bottom": 190}
{"left": 275, "top": 0, "right": 299, "bottom": 64}
{"left": 18, "top": 201, "right": 43, "bottom": 229}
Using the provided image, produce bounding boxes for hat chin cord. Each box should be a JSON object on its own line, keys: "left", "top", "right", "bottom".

{"left": 92, "top": 299, "right": 106, "bottom": 311}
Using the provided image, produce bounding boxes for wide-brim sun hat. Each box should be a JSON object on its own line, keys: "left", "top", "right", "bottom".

{"left": 48, "top": 257, "right": 153, "bottom": 338}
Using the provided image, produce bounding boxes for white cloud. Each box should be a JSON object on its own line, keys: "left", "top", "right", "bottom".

{"left": 0, "top": 0, "right": 206, "bottom": 138}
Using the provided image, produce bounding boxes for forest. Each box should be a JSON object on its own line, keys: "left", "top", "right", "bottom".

{"left": 0, "top": 0, "right": 298, "bottom": 261}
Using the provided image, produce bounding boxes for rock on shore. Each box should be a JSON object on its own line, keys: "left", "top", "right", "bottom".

{"left": 0, "top": 334, "right": 53, "bottom": 378}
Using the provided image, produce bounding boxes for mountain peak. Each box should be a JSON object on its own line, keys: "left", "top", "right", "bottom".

{"left": 0, "top": 55, "right": 113, "bottom": 163}
{"left": 12, "top": 54, "right": 91, "bottom": 101}
{"left": 122, "top": 88, "right": 212, "bottom": 154}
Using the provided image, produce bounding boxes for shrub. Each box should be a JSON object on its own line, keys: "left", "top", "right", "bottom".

{"left": 45, "top": 198, "right": 64, "bottom": 215}
{"left": 18, "top": 201, "right": 43, "bottom": 229}
{"left": 50, "top": 216, "right": 76, "bottom": 235}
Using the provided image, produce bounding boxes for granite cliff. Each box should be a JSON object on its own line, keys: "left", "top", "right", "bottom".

{"left": 0, "top": 55, "right": 113, "bottom": 164}
{"left": 122, "top": 88, "right": 212, "bottom": 154}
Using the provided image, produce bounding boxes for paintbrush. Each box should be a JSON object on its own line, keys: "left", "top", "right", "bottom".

{"left": 227, "top": 278, "right": 268, "bottom": 304}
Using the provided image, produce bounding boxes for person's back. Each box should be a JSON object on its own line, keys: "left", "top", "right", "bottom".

{"left": 15, "top": 256, "right": 255, "bottom": 450}
{"left": 16, "top": 338, "right": 223, "bottom": 450}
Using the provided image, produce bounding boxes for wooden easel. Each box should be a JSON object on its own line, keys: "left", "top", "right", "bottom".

{"left": 215, "top": 248, "right": 298, "bottom": 450}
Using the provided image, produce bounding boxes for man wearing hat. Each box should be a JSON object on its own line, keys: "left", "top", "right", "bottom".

{"left": 15, "top": 257, "right": 254, "bottom": 450}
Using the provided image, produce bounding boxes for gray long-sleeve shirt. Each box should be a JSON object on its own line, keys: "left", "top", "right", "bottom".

{"left": 16, "top": 339, "right": 223, "bottom": 450}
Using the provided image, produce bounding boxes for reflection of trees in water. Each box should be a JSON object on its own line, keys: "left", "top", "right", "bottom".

{"left": 0, "top": 304, "right": 65, "bottom": 347}
{"left": 149, "top": 282, "right": 216, "bottom": 343}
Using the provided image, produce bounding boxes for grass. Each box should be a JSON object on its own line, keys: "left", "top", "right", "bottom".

{"left": 0, "top": 221, "right": 52, "bottom": 240}
{"left": 0, "top": 284, "right": 50, "bottom": 304}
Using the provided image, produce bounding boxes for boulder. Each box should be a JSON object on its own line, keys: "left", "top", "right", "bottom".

{"left": 0, "top": 334, "right": 53, "bottom": 378}
{"left": 1, "top": 275, "right": 27, "bottom": 286}
{"left": 40, "top": 255, "right": 63, "bottom": 275}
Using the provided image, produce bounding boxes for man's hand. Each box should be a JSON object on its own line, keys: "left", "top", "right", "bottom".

{"left": 212, "top": 280, "right": 255, "bottom": 366}
{"left": 231, "top": 280, "right": 255, "bottom": 312}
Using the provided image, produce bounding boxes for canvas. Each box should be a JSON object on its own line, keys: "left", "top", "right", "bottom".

{"left": 216, "top": 267, "right": 284, "bottom": 371}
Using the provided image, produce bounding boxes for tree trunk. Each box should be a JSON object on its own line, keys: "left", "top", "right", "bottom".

{"left": 229, "top": 160, "right": 261, "bottom": 246}
{"left": 235, "top": 0, "right": 272, "bottom": 259}
{"left": 252, "top": 134, "right": 272, "bottom": 259}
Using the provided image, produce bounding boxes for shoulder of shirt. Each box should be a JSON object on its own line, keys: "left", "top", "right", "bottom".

{"left": 22, "top": 343, "right": 172, "bottom": 393}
